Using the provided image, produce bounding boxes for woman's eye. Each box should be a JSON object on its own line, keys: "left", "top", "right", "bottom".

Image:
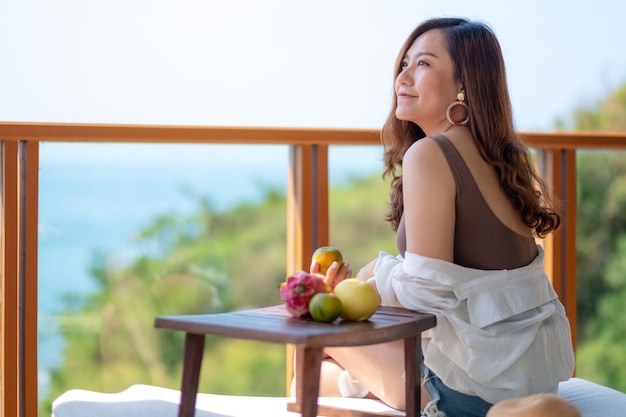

{"left": 400, "top": 61, "right": 408, "bottom": 70}
{"left": 417, "top": 60, "right": 428, "bottom": 66}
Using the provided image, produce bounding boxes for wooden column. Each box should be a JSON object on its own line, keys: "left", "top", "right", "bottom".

{"left": 1, "top": 140, "right": 20, "bottom": 417}
{"left": 1, "top": 140, "right": 39, "bottom": 417}
{"left": 285, "top": 143, "right": 329, "bottom": 393}
{"left": 23, "top": 141, "right": 40, "bottom": 416}
{"left": 537, "top": 148, "right": 577, "bottom": 349}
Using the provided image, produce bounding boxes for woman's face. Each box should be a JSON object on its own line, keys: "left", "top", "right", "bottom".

{"left": 394, "top": 29, "right": 461, "bottom": 133}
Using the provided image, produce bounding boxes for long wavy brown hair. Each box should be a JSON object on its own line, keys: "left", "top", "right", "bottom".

{"left": 381, "top": 17, "right": 560, "bottom": 237}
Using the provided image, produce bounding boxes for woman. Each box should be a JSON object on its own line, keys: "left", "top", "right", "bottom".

{"left": 304, "top": 17, "right": 576, "bottom": 417}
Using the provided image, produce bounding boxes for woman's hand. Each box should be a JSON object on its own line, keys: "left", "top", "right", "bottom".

{"left": 355, "top": 258, "right": 377, "bottom": 282}
{"left": 311, "top": 259, "right": 352, "bottom": 290}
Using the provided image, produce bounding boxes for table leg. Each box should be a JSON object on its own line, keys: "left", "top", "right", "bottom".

{"left": 289, "top": 345, "right": 324, "bottom": 417}
{"left": 178, "top": 333, "right": 205, "bottom": 417}
{"left": 403, "top": 335, "right": 421, "bottom": 417}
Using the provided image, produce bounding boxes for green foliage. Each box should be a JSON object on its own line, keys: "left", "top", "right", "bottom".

{"left": 577, "top": 233, "right": 626, "bottom": 387}
{"left": 41, "top": 174, "right": 396, "bottom": 415}
{"left": 572, "top": 84, "right": 626, "bottom": 131}
{"left": 576, "top": 151, "right": 626, "bottom": 334}
{"left": 569, "top": 82, "right": 626, "bottom": 392}
{"left": 329, "top": 174, "right": 397, "bottom": 269}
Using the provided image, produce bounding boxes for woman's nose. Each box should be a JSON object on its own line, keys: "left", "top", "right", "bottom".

{"left": 396, "top": 66, "right": 412, "bottom": 86}
{"left": 395, "top": 76, "right": 409, "bottom": 96}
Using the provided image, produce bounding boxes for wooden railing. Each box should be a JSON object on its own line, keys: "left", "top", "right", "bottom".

{"left": 1, "top": 122, "right": 626, "bottom": 417}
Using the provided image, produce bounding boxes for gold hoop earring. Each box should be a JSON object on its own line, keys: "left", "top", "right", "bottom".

{"left": 446, "top": 92, "right": 469, "bottom": 126}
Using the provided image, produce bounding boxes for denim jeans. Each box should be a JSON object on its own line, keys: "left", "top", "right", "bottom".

{"left": 422, "top": 367, "right": 493, "bottom": 417}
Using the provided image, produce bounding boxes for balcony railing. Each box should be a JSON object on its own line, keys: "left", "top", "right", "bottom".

{"left": 2, "top": 122, "right": 626, "bottom": 417}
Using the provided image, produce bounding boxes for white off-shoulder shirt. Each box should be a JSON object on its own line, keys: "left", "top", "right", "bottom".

{"left": 372, "top": 245, "right": 575, "bottom": 404}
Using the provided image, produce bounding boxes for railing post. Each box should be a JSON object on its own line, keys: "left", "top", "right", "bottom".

{"left": 2, "top": 140, "right": 21, "bottom": 417}
{"left": 537, "top": 147, "right": 577, "bottom": 351}
{"left": 1, "top": 140, "right": 39, "bottom": 417}
{"left": 285, "top": 143, "right": 329, "bottom": 393}
{"left": 23, "top": 141, "right": 40, "bottom": 417}
{"left": 286, "top": 144, "right": 329, "bottom": 274}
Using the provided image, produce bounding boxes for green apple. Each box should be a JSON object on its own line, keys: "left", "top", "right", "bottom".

{"left": 333, "top": 278, "right": 379, "bottom": 321}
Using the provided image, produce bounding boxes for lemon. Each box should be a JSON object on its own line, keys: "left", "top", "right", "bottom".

{"left": 312, "top": 246, "right": 343, "bottom": 275}
{"left": 333, "top": 278, "right": 379, "bottom": 321}
{"left": 309, "top": 293, "right": 343, "bottom": 323}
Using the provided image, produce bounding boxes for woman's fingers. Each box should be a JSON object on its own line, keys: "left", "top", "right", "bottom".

{"left": 310, "top": 259, "right": 321, "bottom": 275}
{"left": 312, "top": 258, "right": 352, "bottom": 288}
{"left": 324, "top": 261, "right": 352, "bottom": 288}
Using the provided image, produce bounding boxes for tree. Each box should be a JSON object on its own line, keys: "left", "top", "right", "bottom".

{"left": 562, "top": 82, "right": 626, "bottom": 391}
{"left": 572, "top": 84, "right": 626, "bottom": 131}
{"left": 576, "top": 151, "right": 626, "bottom": 334}
{"left": 41, "top": 192, "right": 288, "bottom": 414}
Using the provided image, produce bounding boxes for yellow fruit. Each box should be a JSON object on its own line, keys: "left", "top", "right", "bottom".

{"left": 312, "top": 246, "right": 343, "bottom": 275}
{"left": 333, "top": 278, "right": 379, "bottom": 321}
{"left": 309, "top": 293, "right": 343, "bottom": 323}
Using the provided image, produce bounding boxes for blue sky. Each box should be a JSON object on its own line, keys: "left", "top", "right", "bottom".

{"left": 1, "top": 0, "right": 625, "bottom": 131}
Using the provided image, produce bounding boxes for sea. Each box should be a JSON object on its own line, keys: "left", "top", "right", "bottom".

{"left": 36, "top": 142, "right": 383, "bottom": 399}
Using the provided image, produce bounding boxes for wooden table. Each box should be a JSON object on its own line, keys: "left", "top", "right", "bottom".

{"left": 155, "top": 305, "right": 436, "bottom": 417}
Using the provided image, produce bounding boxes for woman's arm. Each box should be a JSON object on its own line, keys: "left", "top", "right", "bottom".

{"left": 402, "top": 137, "right": 456, "bottom": 261}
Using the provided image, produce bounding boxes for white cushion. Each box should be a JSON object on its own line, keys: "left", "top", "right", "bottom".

{"left": 558, "top": 377, "right": 626, "bottom": 417}
{"left": 52, "top": 384, "right": 404, "bottom": 417}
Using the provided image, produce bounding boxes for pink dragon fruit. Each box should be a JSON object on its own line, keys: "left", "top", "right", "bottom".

{"left": 280, "top": 271, "right": 330, "bottom": 318}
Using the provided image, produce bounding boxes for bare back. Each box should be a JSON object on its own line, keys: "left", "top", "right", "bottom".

{"left": 397, "top": 134, "right": 537, "bottom": 270}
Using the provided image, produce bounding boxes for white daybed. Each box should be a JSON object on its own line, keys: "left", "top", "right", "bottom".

{"left": 52, "top": 378, "right": 626, "bottom": 417}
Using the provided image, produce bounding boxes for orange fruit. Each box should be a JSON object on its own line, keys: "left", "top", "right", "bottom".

{"left": 311, "top": 246, "right": 343, "bottom": 275}
{"left": 309, "top": 293, "right": 343, "bottom": 323}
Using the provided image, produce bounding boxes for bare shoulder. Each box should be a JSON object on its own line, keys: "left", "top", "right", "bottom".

{"left": 402, "top": 137, "right": 455, "bottom": 217}
{"left": 404, "top": 136, "right": 441, "bottom": 159}
{"left": 403, "top": 137, "right": 451, "bottom": 180}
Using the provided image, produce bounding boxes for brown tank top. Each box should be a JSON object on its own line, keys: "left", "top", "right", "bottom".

{"left": 396, "top": 135, "right": 537, "bottom": 270}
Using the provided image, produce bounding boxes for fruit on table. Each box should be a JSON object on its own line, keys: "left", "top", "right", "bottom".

{"left": 311, "top": 246, "right": 343, "bottom": 275}
{"left": 309, "top": 292, "right": 343, "bottom": 323}
{"left": 333, "top": 278, "right": 379, "bottom": 321}
{"left": 279, "top": 271, "right": 330, "bottom": 318}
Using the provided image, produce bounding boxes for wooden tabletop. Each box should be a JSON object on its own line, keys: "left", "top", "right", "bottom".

{"left": 155, "top": 304, "right": 436, "bottom": 347}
